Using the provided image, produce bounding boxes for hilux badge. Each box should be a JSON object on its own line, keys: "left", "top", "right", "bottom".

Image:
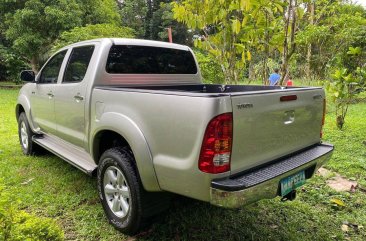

{"left": 237, "top": 103, "right": 253, "bottom": 109}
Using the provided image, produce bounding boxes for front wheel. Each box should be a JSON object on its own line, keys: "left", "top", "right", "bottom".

{"left": 18, "top": 112, "right": 38, "bottom": 155}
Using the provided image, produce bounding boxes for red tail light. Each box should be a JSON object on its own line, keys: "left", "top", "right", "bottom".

{"left": 320, "top": 98, "right": 326, "bottom": 138}
{"left": 199, "top": 113, "right": 233, "bottom": 174}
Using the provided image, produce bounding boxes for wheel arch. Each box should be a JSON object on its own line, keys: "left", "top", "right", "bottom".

{"left": 91, "top": 112, "right": 160, "bottom": 192}
{"left": 16, "top": 95, "right": 38, "bottom": 132}
{"left": 15, "top": 104, "right": 25, "bottom": 121}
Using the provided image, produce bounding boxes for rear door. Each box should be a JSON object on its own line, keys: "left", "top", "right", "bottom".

{"left": 54, "top": 45, "right": 95, "bottom": 148}
{"left": 230, "top": 89, "right": 325, "bottom": 174}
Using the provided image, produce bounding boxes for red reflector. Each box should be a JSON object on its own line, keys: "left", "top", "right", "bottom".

{"left": 199, "top": 113, "right": 233, "bottom": 174}
{"left": 321, "top": 98, "right": 326, "bottom": 138}
{"left": 322, "top": 98, "right": 326, "bottom": 126}
{"left": 280, "top": 95, "right": 297, "bottom": 102}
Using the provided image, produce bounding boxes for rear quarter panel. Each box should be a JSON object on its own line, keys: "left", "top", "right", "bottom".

{"left": 90, "top": 88, "right": 232, "bottom": 201}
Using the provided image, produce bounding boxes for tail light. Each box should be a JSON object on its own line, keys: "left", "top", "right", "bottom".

{"left": 320, "top": 98, "right": 326, "bottom": 138}
{"left": 199, "top": 113, "right": 233, "bottom": 174}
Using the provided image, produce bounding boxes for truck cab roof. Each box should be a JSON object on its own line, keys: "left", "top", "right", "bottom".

{"left": 61, "top": 38, "right": 190, "bottom": 51}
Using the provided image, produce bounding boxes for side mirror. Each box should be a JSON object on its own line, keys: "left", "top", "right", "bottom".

{"left": 20, "top": 70, "right": 35, "bottom": 82}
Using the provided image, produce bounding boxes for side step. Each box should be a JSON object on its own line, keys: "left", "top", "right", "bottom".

{"left": 33, "top": 134, "right": 97, "bottom": 175}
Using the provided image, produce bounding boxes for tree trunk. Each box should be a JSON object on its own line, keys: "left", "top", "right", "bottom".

{"left": 30, "top": 56, "right": 39, "bottom": 74}
{"left": 306, "top": 1, "right": 315, "bottom": 79}
{"left": 144, "top": 0, "right": 153, "bottom": 38}
{"left": 263, "top": 11, "right": 270, "bottom": 85}
{"left": 280, "top": 0, "right": 291, "bottom": 85}
{"left": 280, "top": 0, "right": 297, "bottom": 85}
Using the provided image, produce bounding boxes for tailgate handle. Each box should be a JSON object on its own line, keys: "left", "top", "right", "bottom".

{"left": 284, "top": 110, "right": 295, "bottom": 124}
{"left": 313, "top": 94, "right": 323, "bottom": 101}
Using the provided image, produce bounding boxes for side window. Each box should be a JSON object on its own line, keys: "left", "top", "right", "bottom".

{"left": 39, "top": 50, "right": 67, "bottom": 84}
{"left": 63, "top": 46, "right": 95, "bottom": 83}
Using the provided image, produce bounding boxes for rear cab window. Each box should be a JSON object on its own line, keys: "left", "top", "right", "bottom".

{"left": 106, "top": 45, "right": 197, "bottom": 74}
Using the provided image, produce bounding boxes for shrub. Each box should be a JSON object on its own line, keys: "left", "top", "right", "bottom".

{"left": 0, "top": 46, "right": 29, "bottom": 83}
{"left": 194, "top": 49, "right": 225, "bottom": 84}
{"left": 0, "top": 181, "right": 64, "bottom": 241}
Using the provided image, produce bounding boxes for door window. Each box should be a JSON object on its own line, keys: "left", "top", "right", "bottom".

{"left": 63, "top": 46, "right": 95, "bottom": 83}
{"left": 39, "top": 50, "right": 67, "bottom": 84}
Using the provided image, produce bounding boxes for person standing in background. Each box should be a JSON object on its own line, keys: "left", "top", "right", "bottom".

{"left": 268, "top": 68, "right": 281, "bottom": 86}
{"left": 286, "top": 75, "right": 293, "bottom": 86}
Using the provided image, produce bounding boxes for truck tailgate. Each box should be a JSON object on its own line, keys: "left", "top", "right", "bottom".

{"left": 230, "top": 89, "right": 324, "bottom": 174}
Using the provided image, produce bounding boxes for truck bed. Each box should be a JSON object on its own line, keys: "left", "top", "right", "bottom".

{"left": 93, "top": 84, "right": 325, "bottom": 183}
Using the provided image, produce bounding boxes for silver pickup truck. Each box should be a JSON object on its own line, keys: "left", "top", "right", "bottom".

{"left": 17, "top": 38, "right": 333, "bottom": 234}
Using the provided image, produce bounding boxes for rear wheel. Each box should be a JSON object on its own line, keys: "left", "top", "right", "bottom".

{"left": 97, "top": 147, "right": 170, "bottom": 235}
{"left": 18, "top": 112, "right": 38, "bottom": 155}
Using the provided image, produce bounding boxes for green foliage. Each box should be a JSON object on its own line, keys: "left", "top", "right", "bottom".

{"left": 5, "top": 0, "right": 83, "bottom": 70}
{"left": 153, "top": 2, "right": 192, "bottom": 45}
{"left": 194, "top": 50, "right": 225, "bottom": 84}
{"left": 0, "top": 45, "right": 29, "bottom": 82}
{"left": 53, "top": 24, "right": 135, "bottom": 50}
{"left": 295, "top": 0, "right": 366, "bottom": 78}
{"left": 172, "top": 0, "right": 284, "bottom": 84}
{"left": 79, "top": 0, "right": 121, "bottom": 26}
{"left": 326, "top": 47, "right": 365, "bottom": 129}
{"left": 2, "top": 0, "right": 123, "bottom": 72}
{"left": 0, "top": 180, "right": 64, "bottom": 240}
{"left": 251, "top": 58, "right": 280, "bottom": 82}
{"left": 119, "top": 0, "right": 147, "bottom": 38}
{"left": 0, "top": 180, "right": 13, "bottom": 240}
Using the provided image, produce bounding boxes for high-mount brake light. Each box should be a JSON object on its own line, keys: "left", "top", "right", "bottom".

{"left": 198, "top": 113, "right": 233, "bottom": 174}
{"left": 280, "top": 95, "right": 297, "bottom": 102}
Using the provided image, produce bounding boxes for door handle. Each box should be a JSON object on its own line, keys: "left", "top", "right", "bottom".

{"left": 47, "top": 91, "right": 54, "bottom": 99}
{"left": 74, "top": 93, "right": 84, "bottom": 102}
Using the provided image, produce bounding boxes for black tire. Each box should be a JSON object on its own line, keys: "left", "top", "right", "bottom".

{"left": 97, "top": 147, "right": 170, "bottom": 235}
{"left": 18, "top": 112, "right": 38, "bottom": 155}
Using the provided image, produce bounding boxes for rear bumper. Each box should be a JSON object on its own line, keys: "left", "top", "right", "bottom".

{"left": 210, "top": 143, "right": 334, "bottom": 208}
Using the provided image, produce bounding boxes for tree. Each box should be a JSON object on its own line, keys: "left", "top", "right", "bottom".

{"left": 5, "top": 0, "right": 83, "bottom": 72}
{"left": 173, "top": 0, "right": 284, "bottom": 84}
{"left": 279, "top": 0, "right": 302, "bottom": 85}
{"left": 305, "top": 0, "right": 315, "bottom": 79}
{"left": 0, "top": 0, "right": 31, "bottom": 80}
{"left": 327, "top": 47, "right": 365, "bottom": 129}
{"left": 119, "top": 0, "right": 147, "bottom": 38}
{"left": 4, "top": 0, "right": 122, "bottom": 73}
{"left": 79, "top": 0, "right": 121, "bottom": 25}
{"left": 73, "top": 1, "right": 123, "bottom": 31}
{"left": 154, "top": 2, "right": 192, "bottom": 45}
{"left": 53, "top": 24, "right": 135, "bottom": 50}
{"left": 295, "top": 0, "right": 366, "bottom": 79}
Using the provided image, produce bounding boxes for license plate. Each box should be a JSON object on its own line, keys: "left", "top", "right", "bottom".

{"left": 280, "top": 170, "right": 306, "bottom": 196}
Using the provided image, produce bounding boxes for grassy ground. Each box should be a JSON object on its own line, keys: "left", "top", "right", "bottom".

{"left": 0, "top": 81, "right": 22, "bottom": 86}
{"left": 0, "top": 88, "right": 365, "bottom": 241}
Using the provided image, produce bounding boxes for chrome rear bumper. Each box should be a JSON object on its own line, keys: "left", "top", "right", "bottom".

{"left": 210, "top": 143, "right": 334, "bottom": 208}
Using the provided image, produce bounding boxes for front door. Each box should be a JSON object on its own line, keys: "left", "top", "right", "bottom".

{"left": 54, "top": 45, "right": 95, "bottom": 148}
{"left": 31, "top": 50, "right": 67, "bottom": 135}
